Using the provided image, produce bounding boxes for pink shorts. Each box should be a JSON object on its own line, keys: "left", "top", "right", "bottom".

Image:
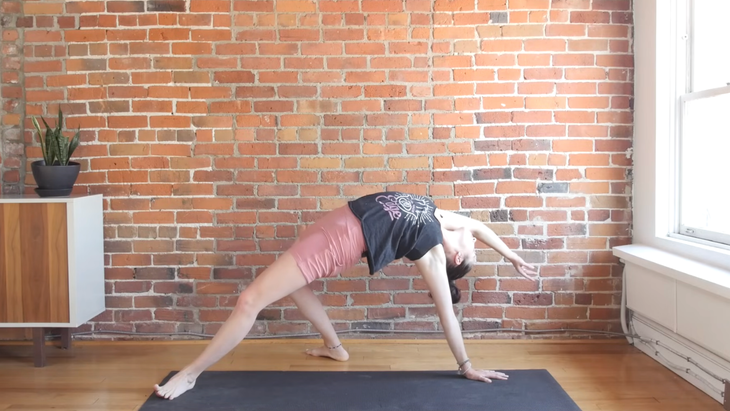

{"left": 288, "top": 205, "right": 367, "bottom": 284}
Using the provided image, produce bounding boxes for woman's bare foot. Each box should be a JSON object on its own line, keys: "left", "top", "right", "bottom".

{"left": 154, "top": 370, "right": 197, "bottom": 400}
{"left": 305, "top": 345, "right": 350, "bottom": 362}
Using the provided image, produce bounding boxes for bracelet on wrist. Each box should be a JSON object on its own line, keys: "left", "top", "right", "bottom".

{"left": 457, "top": 363, "right": 472, "bottom": 376}
{"left": 457, "top": 358, "right": 471, "bottom": 375}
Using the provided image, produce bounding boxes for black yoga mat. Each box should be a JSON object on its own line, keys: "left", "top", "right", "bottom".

{"left": 141, "top": 370, "right": 582, "bottom": 411}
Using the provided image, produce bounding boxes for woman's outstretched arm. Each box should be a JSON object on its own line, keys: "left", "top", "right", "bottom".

{"left": 413, "top": 245, "right": 509, "bottom": 383}
{"left": 436, "top": 209, "right": 538, "bottom": 281}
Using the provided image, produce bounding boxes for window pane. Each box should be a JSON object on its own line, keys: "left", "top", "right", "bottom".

{"left": 680, "top": 91, "right": 730, "bottom": 242}
{"left": 692, "top": 1, "right": 730, "bottom": 92}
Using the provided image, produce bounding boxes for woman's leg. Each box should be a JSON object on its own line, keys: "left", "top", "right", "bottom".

{"left": 154, "top": 252, "right": 308, "bottom": 400}
{"left": 289, "top": 285, "right": 349, "bottom": 361}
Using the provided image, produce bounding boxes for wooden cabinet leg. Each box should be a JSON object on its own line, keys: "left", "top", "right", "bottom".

{"left": 60, "top": 328, "right": 71, "bottom": 350}
{"left": 32, "top": 328, "right": 46, "bottom": 368}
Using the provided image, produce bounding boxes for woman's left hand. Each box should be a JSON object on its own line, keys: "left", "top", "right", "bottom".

{"left": 463, "top": 367, "right": 510, "bottom": 383}
{"left": 507, "top": 254, "right": 539, "bottom": 281}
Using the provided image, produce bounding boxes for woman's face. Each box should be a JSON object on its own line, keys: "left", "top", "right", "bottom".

{"left": 457, "top": 227, "right": 477, "bottom": 265}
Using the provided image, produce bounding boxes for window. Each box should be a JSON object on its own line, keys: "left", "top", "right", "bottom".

{"left": 689, "top": 0, "right": 730, "bottom": 92}
{"left": 675, "top": 0, "right": 730, "bottom": 247}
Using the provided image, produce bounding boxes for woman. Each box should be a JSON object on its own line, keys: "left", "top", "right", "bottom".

{"left": 155, "top": 191, "right": 538, "bottom": 400}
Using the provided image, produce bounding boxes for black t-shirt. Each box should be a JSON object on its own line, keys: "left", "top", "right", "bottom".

{"left": 348, "top": 191, "right": 443, "bottom": 274}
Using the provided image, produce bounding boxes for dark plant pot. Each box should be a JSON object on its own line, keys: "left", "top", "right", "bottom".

{"left": 31, "top": 160, "right": 80, "bottom": 197}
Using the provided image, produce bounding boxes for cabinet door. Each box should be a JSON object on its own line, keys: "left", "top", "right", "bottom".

{"left": 0, "top": 203, "right": 70, "bottom": 323}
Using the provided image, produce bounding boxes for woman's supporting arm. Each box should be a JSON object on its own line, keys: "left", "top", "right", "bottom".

{"left": 413, "top": 246, "right": 510, "bottom": 383}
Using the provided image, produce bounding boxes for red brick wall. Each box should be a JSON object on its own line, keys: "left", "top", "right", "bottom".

{"left": 11, "top": 0, "right": 632, "bottom": 339}
{"left": 1, "top": 0, "right": 25, "bottom": 194}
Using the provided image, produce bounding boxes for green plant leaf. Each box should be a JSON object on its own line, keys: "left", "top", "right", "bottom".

{"left": 41, "top": 117, "right": 56, "bottom": 165}
{"left": 54, "top": 132, "right": 64, "bottom": 166}
{"left": 31, "top": 116, "right": 42, "bottom": 140}
{"left": 32, "top": 116, "right": 49, "bottom": 165}
{"left": 56, "top": 107, "right": 63, "bottom": 136}
{"left": 68, "top": 128, "right": 81, "bottom": 159}
{"left": 47, "top": 131, "right": 57, "bottom": 164}
{"left": 59, "top": 135, "right": 70, "bottom": 165}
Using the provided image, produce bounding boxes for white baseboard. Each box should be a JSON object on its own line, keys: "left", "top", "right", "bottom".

{"left": 630, "top": 314, "right": 729, "bottom": 405}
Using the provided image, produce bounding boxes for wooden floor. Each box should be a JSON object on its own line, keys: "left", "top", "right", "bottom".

{"left": 0, "top": 338, "right": 723, "bottom": 411}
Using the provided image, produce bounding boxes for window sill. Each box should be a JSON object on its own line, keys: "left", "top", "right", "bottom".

{"left": 613, "top": 244, "right": 730, "bottom": 300}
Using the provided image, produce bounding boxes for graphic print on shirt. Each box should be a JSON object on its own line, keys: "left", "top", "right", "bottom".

{"left": 375, "top": 193, "right": 435, "bottom": 224}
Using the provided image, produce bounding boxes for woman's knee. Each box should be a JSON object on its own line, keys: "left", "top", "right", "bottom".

{"left": 231, "top": 252, "right": 308, "bottom": 316}
{"left": 233, "top": 290, "right": 263, "bottom": 316}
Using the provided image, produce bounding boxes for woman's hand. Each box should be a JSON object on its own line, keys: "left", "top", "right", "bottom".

{"left": 463, "top": 367, "right": 509, "bottom": 383}
{"left": 507, "top": 254, "right": 539, "bottom": 281}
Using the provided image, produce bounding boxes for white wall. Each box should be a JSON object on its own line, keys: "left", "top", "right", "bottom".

{"left": 614, "top": 0, "right": 730, "bottom": 405}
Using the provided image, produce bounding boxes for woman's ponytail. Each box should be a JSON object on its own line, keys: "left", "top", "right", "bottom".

{"left": 449, "top": 280, "right": 461, "bottom": 304}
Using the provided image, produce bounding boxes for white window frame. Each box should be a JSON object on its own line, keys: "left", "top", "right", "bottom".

{"left": 625, "top": 0, "right": 730, "bottom": 274}
{"left": 668, "top": 0, "right": 730, "bottom": 249}
{"left": 674, "top": 85, "right": 730, "bottom": 248}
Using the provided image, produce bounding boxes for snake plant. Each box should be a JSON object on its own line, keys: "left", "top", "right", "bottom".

{"left": 31, "top": 108, "right": 80, "bottom": 166}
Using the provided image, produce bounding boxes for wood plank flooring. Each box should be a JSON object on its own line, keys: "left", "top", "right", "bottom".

{"left": 0, "top": 339, "right": 723, "bottom": 411}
